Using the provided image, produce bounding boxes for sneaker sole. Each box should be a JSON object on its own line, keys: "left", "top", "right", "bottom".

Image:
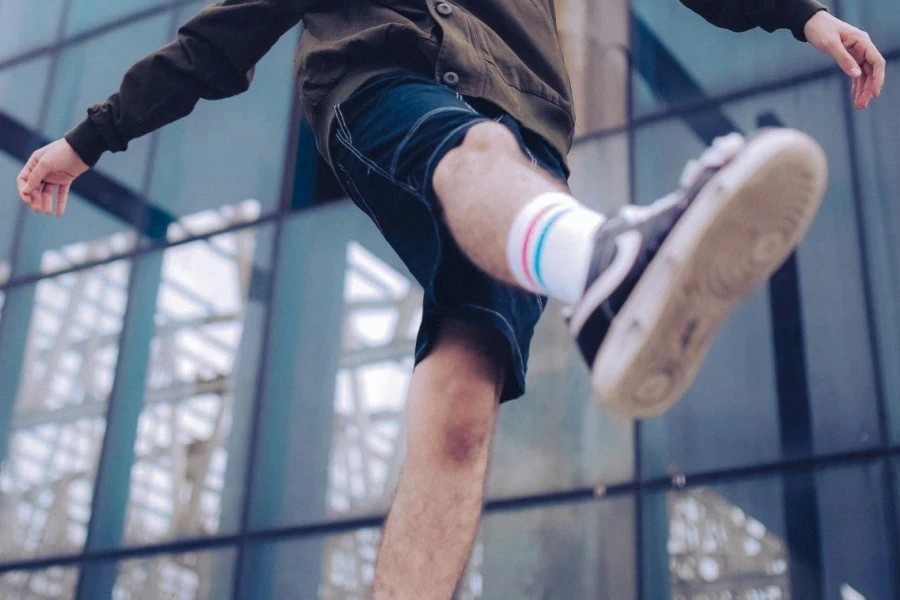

{"left": 589, "top": 129, "right": 828, "bottom": 419}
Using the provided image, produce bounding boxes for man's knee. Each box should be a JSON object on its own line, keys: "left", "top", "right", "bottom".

{"left": 435, "top": 378, "right": 497, "bottom": 467}
{"left": 410, "top": 320, "right": 507, "bottom": 468}
{"left": 433, "top": 121, "right": 522, "bottom": 194}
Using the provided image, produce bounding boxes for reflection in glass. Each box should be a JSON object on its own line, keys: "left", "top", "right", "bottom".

{"left": 326, "top": 242, "right": 420, "bottom": 517}
{"left": 111, "top": 549, "right": 235, "bottom": 600}
{"left": 0, "top": 261, "right": 130, "bottom": 560}
{"left": 0, "top": 567, "right": 78, "bottom": 600}
{"left": 123, "top": 226, "right": 272, "bottom": 544}
{"left": 668, "top": 489, "right": 789, "bottom": 600}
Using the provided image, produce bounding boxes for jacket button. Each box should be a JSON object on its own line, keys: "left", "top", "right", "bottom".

{"left": 436, "top": 3, "right": 453, "bottom": 16}
{"left": 442, "top": 71, "right": 460, "bottom": 86}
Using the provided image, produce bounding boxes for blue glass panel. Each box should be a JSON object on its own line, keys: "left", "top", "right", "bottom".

{"left": 643, "top": 463, "right": 896, "bottom": 600}
{"left": 638, "top": 76, "right": 881, "bottom": 479}
{"left": 0, "top": 0, "right": 66, "bottom": 62}
{"left": 15, "top": 189, "right": 137, "bottom": 277}
{"left": 849, "top": 56, "right": 900, "bottom": 444}
{"left": 0, "top": 261, "right": 130, "bottom": 561}
{"left": 632, "top": 0, "right": 831, "bottom": 118}
{"left": 110, "top": 548, "right": 236, "bottom": 600}
{"left": 148, "top": 9, "right": 300, "bottom": 240}
{"left": 65, "top": 0, "right": 186, "bottom": 37}
{"left": 721, "top": 76, "right": 881, "bottom": 455}
{"left": 241, "top": 496, "right": 635, "bottom": 600}
{"left": 118, "top": 225, "right": 274, "bottom": 547}
{"left": 0, "top": 567, "right": 78, "bottom": 599}
{"left": 839, "top": 0, "right": 900, "bottom": 51}
{"left": 0, "top": 56, "right": 52, "bottom": 130}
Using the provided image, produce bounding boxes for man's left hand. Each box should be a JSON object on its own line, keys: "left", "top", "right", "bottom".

{"left": 804, "top": 11, "right": 886, "bottom": 110}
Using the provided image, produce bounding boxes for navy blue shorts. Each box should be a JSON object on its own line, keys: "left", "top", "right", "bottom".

{"left": 328, "top": 70, "right": 570, "bottom": 402}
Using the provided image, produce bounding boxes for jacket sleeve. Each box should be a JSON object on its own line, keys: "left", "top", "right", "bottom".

{"left": 65, "top": 0, "right": 305, "bottom": 167}
{"left": 679, "top": 0, "right": 828, "bottom": 43}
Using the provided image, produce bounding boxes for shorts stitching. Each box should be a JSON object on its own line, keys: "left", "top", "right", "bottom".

{"left": 334, "top": 126, "right": 421, "bottom": 196}
{"left": 334, "top": 104, "right": 353, "bottom": 144}
{"left": 338, "top": 164, "right": 383, "bottom": 232}
{"left": 333, "top": 131, "right": 445, "bottom": 285}
{"left": 390, "top": 106, "right": 477, "bottom": 177}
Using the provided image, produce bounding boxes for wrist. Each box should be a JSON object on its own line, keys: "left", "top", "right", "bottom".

{"left": 64, "top": 118, "right": 107, "bottom": 167}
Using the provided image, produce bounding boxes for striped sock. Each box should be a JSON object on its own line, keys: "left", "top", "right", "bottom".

{"left": 506, "top": 192, "right": 606, "bottom": 304}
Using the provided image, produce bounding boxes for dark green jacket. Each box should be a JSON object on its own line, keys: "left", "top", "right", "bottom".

{"left": 65, "top": 0, "right": 826, "bottom": 173}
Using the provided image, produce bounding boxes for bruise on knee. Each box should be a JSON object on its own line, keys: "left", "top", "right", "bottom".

{"left": 441, "top": 417, "right": 492, "bottom": 467}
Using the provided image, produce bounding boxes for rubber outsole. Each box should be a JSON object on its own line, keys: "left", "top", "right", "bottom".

{"left": 588, "top": 129, "right": 828, "bottom": 419}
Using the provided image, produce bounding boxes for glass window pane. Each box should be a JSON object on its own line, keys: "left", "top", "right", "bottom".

{"left": 569, "top": 132, "right": 630, "bottom": 214}
{"left": 643, "top": 462, "right": 897, "bottom": 600}
{"left": 44, "top": 15, "right": 173, "bottom": 191}
{"left": 65, "top": 0, "right": 180, "bottom": 37}
{"left": 631, "top": 0, "right": 831, "bottom": 118}
{"left": 0, "top": 566, "right": 78, "bottom": 600}
{"left": 0, "top": 57, "right": 52, "bottom": 130}
{"left": 121, "top": 225, "right": 274, "bottom": 546}
{"left": 110, "top": 548, "right": 236, "bottom": 600}
{"left": 721, "top": 77, "right": 881, "bottom": 453}
{"left": 632, "top": 0, "right": 833, "bottom": 116}
{"left": 840, "top": 0, "right": 900, "bottom": 50}
{"left": 638, "top": 77, "right": 882, "bottom": 478}
{"left": 241, "top": 496, "right": 635, "bottom": 599}
{"left": 0, "top": 0, "right": 66, "bottom": 62}
{"left": 0, "top": 261, "right": 130, "bottom": 561}
{"left": 15, "top": 191, "right": 137, "bottom": 277}
{"left": 148, "top": 10, "right": 301, "bottom": 240}
{"left": 0, "top": 154, "right": 23, "bottom": 286}
{"left": 248, "top": 202, "right": 633, "bottom": 529}
{"left": 850, "top": 57, "right": 900, "bottom": 444}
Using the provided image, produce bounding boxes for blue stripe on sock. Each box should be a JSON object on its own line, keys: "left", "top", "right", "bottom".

{"left": 533, "top": 207, "right": 575, "bottom": 290}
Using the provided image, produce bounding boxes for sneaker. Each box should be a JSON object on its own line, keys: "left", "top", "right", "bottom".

{"left": 568, "top": 129, "right": 827, "bottom": 419}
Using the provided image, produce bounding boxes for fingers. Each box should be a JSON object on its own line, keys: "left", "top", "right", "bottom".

{"left": 41, "top": 183, "right": 56, "bottom": 215}
{"left": 24, "top": 157, "right": 51, "bottom": 198}
{"left": 57, "top": 184, "right": 70, "bottom": 217}
{"left": 844, "top": 30, "right": 886, "bottom": 109}
{"left": 864, "top": 44, "right": 887, "bottom": 98}
{"left": 17, "top": 152, "right": 40, "bottom": 205}
{"left": 830, "top": 37, "right": 863, "bottom": 78}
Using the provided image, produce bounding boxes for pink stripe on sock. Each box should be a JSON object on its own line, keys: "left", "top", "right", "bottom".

{"left": 521, "top": 204, "right": 561, "bottom": 289}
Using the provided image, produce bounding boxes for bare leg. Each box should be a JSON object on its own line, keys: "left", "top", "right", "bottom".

{"left": 432, "top": 121, "right": 572, "bottom": 285}
{"left": 373, "top": 320, "right": 507, "bottom": 600}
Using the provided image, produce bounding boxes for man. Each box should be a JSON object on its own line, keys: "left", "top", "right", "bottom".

{"left": 15, "top": 0, "right": 885, "bottom": 597}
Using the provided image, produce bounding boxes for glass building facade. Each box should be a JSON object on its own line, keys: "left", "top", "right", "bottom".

{"left": 0, "top": 1, "right": 897, "bottom": 598}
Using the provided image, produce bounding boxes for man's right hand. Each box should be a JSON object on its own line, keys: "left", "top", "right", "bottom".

{"left": 16, "top": 139, "right": 90, "bottom": 217}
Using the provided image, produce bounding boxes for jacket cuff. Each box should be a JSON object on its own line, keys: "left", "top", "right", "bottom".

{"left": 64, "top": 118, "right": 108, "bottom": 167}
{"left": 784, "top": 0, "right": 828, "bottom": 42}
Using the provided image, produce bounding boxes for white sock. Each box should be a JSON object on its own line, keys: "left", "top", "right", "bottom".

{"left": 506, "top": 192, "right": 606, "bottom": 304}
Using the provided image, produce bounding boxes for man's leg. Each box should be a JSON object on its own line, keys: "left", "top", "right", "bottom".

{"left": 433, "top": 121, "right": 575, "bottom": 288}
{"left": 373, "top": 320, "right": 507, "bottom": 600}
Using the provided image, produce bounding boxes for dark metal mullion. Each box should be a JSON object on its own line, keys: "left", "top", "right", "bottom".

{"left": 231, "top": 28, "right": 307, "bottom": 600}
{"left": 623, "top": 13, "right": 645, "bottom": 598}
{"left": 3, "top": 442, "right": 899, "bottom": 576}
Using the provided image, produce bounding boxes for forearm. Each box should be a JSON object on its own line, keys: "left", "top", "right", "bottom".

{"left": 679, "top": 0, "right": 828, "bottom": 41}
{"left": 65, "top": 0, "right": 304, "bottom": 166}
